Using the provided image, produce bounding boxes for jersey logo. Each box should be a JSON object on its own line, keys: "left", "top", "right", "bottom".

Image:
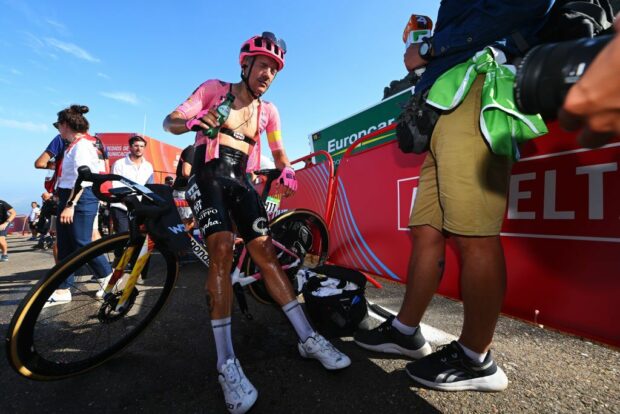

{"left": 252, "top": 217, "right": 269, "bottom": 235}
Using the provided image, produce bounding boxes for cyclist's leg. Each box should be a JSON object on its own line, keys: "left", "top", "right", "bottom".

{"left": 191, "top": 158, "right": 241, "bottom": 370}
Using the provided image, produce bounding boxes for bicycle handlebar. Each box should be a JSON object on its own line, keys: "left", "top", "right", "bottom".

{"left": 72, "top": 166, "right": 166, "bottom": 206}
{"left": 254, "top": 168, "right": 283, "bottom": 200}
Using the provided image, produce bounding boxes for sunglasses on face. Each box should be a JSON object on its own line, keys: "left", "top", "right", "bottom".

{"left": 53, "top": 122, "right": 60, "bottom": 130}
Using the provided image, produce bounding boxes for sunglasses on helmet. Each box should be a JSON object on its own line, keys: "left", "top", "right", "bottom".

{"left": 261, "top": 31, "right": 287, "bottom": 53}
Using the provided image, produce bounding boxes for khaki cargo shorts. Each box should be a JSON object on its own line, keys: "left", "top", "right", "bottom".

{"left": 409, "top": 76, "right": 512, "bottom": 236}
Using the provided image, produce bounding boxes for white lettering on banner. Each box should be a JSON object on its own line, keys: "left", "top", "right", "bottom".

{"left": 576, "top": 163, "right": 617, "bottom": 219}
{"left": 544, "top": 170, "right": 574, "bottom": 219}
{"left": 507, "top": 162, "right": 618, "bottom": 221}
{"left": 327, "top": 118, "right": 396, "bottom": 153}
{"left": 508, "top": 173, "right": 536, "bottom": 219}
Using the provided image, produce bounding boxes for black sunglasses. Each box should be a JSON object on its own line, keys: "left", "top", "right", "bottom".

{"left": 53, "top": 121, "right": 60, "bottom": 130}
{"left": 261, "top": 31, "right": 287, "bottom": 53}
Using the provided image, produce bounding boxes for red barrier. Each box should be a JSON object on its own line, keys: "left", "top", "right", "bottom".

{"left": 7, "top": 215, "right": 29, "bottom": 235}
{"left": 328, "top": 122, "right": 620, "bottom": 347}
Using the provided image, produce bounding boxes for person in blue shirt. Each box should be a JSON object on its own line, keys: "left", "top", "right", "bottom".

{"left": 355, "top": 0, "right": 554, "bottom": 392}
{"left": 35, "top": 134, "right": 66, "bottom": 170}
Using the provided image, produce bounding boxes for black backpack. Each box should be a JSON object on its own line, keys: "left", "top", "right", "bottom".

{"left": 302, "top": 265, "right": 368, "bottom": 338}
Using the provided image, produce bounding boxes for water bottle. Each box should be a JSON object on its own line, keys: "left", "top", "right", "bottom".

{"left": 205, "top": 93, "right": 235, "bottom": 138}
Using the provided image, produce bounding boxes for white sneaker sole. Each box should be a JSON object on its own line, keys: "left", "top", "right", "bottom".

{"left": 354, "top": 340, "right": 432, "bottom": 359}
{"left": 406, "top": 367, "right": 509, "bottom": 392}
{"left": 298, "top": 346, "right": 352, "bottom": 370}
{"left": 224, "top": 391, "right": 258, "bottom": 414}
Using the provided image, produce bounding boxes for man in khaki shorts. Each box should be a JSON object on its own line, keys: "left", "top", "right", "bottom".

{"left": 355, "top": 1, "right": 553, "bottom": 392}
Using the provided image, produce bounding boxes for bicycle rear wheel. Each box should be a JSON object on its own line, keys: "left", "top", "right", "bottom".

{"left": 246, "top": 209, "right": 329, "bottom": 304}
{"left": 6, "top": 232, "right": 178, "bottom": 380}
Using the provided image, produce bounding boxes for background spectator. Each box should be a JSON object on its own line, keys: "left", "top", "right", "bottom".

{"left": 0, "top": 199, "right": 17, "bottom": 262}
{"left": 27, "top": 201, "right": 41, "bottom": 240}
{"left": 49, "top": 104, "right": 112, "bottom": 305}
{"left": 110, "top": 135, "right": 154, "bottom": 233}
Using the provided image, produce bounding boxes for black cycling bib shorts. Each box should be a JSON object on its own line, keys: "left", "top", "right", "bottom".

{"left": 187, "top": 144, "right": 271, "bottom": 242}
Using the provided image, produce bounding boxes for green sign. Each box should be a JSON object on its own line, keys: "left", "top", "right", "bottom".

{"left": 309, "top": 88, "right": 413, "bottom": 166}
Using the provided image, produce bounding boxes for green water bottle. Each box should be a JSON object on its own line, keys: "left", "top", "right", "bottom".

{"left": 205, "top": 93, "right": 235, "bottom": 138}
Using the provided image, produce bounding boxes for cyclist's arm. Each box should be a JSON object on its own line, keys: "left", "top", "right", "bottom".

{"left": 265, "top": 102, "right": 290, "bottom": 169}
{"left": 163, "top": 79, "right": 222, "bottom": 135}
{"left": 271, "top": 149, "right": 291, "bottom": 171}
{"left": 163, "top": 111, "right": 191, "bottom": 135}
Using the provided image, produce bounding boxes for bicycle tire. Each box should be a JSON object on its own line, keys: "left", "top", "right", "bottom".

{"left": 246, "top": 209, "right": 329, "bottom": 305}
{"left": 6, "top": 232, "right": 178, "bottom": 380}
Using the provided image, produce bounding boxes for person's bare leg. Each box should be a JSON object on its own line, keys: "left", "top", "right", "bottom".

{"left": 246, "top": 235, "right": 351, "bottom": 370}
{"left": 205, "top": 231, "right": 235, "bottom": 318}
{"left": 245, "top": 236, "right": 296, "bottom": 306}
{"left": 396, "top": 225, "right": 446, "bottom": 327}
{"left": 453, "top": 235, "right": 506, "bottom": 353}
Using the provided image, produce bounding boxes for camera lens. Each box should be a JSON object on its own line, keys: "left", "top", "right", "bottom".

{"left": 514, "top": 35, "right": 612, "bottom": 120}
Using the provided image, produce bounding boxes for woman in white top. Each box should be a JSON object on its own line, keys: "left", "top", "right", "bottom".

{"left": 47, "top": 105, "right": 112, "bottom": 306}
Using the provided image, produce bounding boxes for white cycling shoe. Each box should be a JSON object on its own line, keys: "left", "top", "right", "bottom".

{"left": 298, "top": 332, "right": 352, "bottom": 370}
{"left": 218, "top": 358, "right": 258, "bottom": 414}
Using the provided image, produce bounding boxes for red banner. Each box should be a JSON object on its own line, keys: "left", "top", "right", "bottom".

{"left": 327, "top": 123, "right": 620, "bottom": 347}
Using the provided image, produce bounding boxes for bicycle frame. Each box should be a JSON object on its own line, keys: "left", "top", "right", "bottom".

{"left": 103, "top": 223, "right": 303, "bottom": 311}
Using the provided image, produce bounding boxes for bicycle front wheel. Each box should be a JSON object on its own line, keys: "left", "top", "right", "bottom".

{"left": 246, "top": 209, "right": 329, "bottom": 304}
{"left": 6, "top": 232, "right": 178, "bottom": 380}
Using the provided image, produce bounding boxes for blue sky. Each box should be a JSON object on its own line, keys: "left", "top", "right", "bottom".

{"left": 0, "top": 0, "right": 439, "bottom": 214}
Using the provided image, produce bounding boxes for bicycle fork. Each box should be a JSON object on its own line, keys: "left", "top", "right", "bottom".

{"left": 101, "top": 238, "right": 151, "bottom": 313}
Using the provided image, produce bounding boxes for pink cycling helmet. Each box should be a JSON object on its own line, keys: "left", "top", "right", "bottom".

{"left": 239, "top": 32, "right": 286, "bottom": 71}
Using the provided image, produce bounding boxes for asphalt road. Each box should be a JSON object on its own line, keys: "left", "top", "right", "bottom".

{"left": 1, "top": 235, "right": 618, "bottom": 413}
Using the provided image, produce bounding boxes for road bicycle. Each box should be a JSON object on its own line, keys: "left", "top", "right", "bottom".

{"left": 6, "top": 166, "right": 329, "bottom": 380}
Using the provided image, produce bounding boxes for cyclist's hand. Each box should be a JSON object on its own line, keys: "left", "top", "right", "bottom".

{"left": 60, "top": 207, "right": 74, "bottom": 225}
{"left": 185, "top": 108, "right": 219, "bottom": 132}
{"left": 277, "top": 166, "right": 297, "bottom": 197}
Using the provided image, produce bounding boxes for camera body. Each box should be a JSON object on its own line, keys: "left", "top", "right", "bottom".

{"left": 514, "top": 34, "right": 612, "bottom": 119}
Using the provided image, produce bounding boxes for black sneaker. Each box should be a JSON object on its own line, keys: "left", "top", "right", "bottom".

{"left": 405, "top": 341, "right": 508, "bottom": 392}
{"left": 354, "top": 316, "right": 432, "bottom": 359}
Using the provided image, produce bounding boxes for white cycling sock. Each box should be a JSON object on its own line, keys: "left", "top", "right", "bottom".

{"left": 211, "top": 317, "right": 235, "bottom": 370}
{"left": 391, "top": 317, "right": 418, "bottom": 336}
{"left": 458, "top": 341, "right": 488, "bottom": 363}
{"left": 282, "top": 299, "right": 314, "bottom": 342}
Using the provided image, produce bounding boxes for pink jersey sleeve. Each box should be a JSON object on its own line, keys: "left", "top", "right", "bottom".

{"left": 174, "top": 79, "right": 226, "bottom": 119}
{"left": 263, "top": 101, "right": 284, "bottom": 152}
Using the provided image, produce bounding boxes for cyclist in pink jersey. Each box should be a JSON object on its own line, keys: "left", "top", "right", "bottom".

{"left": 163, "top": 32, "right": 350, "bottom": 414}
